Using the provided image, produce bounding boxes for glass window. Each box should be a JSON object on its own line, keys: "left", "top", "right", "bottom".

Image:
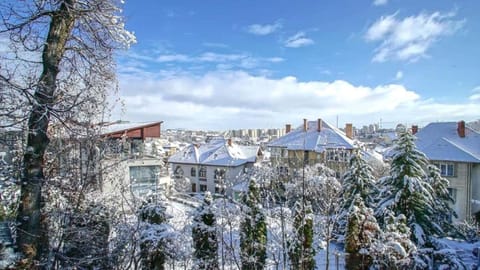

{"left": 436, "top": 162, "right": 455, "bottom": 177}
{"left": 200, "top": 184, "right": 207, "bottom": 192}
{"left": 174, "top": 166, "right": 184, "bottom": 178}
{"left": 199, "top": 167, "right": 207, "bottom": 178}
{"left": 130, "top": 165, "right": 160, "bottom": 196}
{"left": 191, "top": 167, "right": 196, "bottom": 177}
{"left": 214, "top": 168, "right": 226, "bottom": 180}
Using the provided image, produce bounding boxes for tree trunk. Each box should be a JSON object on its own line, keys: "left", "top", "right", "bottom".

{"left": 16, "top": 0, "right": 76, "bottom": 264}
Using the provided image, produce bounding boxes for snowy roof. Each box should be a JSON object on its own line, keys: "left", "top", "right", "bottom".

{"left": 268, "top": 120, "right": 356, "bottom": 152}
{"left": 168, "top": 138, "right": 259, "bottom": 167}
{"left": 415, "top": 122, "right": 480, "bottom": 163}
{"left": 100, "top": 121, "right": 162, "bottom": 135}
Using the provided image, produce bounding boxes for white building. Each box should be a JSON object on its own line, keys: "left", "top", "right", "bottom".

{"left": 168, "top": 137, "right": 260, "bottom": 194}
{"left": 415, "top": 121, "right": 480, "bottom": 221}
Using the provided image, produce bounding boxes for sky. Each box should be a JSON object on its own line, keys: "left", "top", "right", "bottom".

{"left": 114, "top": 0, "right": 480, "bottom": 130}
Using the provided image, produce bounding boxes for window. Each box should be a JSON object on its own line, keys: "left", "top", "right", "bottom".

{"left": 130, "top": 165, "right": 160, "bottom": 196}
{"left": 174, "top": 166, "right": 184, "bottom": 178}
{"left": 200, "top": 184, "right": 207, "bottom": 192}
{"left": 447, "top": 188, "right": 457, "bottom": 203}
{"left": 214, "top": 168, "right": 226, "bottom": 180}
{"left": 326, "top": 149, "right": 348, "bottom": 162}
{"left": 191, "top": 167, "right": 196, "bottom": 177}
{"left": 436, "top": 162, "right": 455, "bottom": 177}
{"left": 191, "top": 183, "right": 196, "bottom": 192}
{"left": 199, "top": 167, "right": 207, "bottom": 179}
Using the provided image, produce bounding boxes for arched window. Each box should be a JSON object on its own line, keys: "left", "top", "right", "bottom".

{"left": 174, "top": 166, "right": 184, "bottom": 178}
{"left": 199, "top": 167, "right": 207, "bottom": 178}
{"left": 191, "top": 167, "right": 196, "bottom": 177}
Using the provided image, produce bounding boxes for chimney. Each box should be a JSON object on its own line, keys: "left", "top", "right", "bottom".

{"left": 411, "top": 125, "right": 418, "bottom": 135}
{"left": 227, "top": 138, "right": 232, "bottom": 146}
{"left": 303, "top": 118, "right": 307, "bottom": 132}
{"left": 457, "top": 121, "right": 465, "bottom": 138}
{"left": 345, "top": 123, "right": 353, "bottom": 139}
{"left": 285, "top": 124, "right": 291, "bottom": 134}
{"left": 317, "top": 118, "right": 323, "bottom": 132}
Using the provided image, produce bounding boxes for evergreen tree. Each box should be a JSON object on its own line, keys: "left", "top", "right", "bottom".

{"left": 139, "top": 199, "right": 170, "bottom": 270}
{"left": 289, "top": 201, "right": 315, "bottom": 270}
{"left": 240, "top": 178, "right": 267, "bottom": 270}
{"left": 370, "top": 211, "right": 416, "bottom": 269}
{"left": 192, "top": 192, "right": 218, "bottom": 269}
{"left": 376, "top": 131, "right": 439, "bottom": 246}
{"left": 345, "top": 196, "right": 380, "bottom": 270}
{"left": 338, "top": 151, "right": 378, "bottom": 237}
{"left": 426, "top": 164, "right": 457, "bottom": 234}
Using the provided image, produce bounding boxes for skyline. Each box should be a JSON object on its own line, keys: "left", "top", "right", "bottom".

{"left": 114, "top": 0, "right": 480, "bottom": 130}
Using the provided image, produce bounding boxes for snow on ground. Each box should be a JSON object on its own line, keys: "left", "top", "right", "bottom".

{"left": 437, "top": 238, "right": 480, "bottom": 269}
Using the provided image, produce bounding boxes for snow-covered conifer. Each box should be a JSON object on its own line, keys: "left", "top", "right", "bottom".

{"left": 139, "top": 199, "right": 171, "bottom": 270}
{"left": 289, "top": 201, "right": 315, "bottom": 270}
{"left": 240, "top": 178, "right": 267, "bottom": 270}
{"left": 376, "top": 131, "right": 439, "bottom": 246}
{"left": 345, "top": 195, "right": 380, "bottom": 270}
{"left": 370, "top": 211, "right": 416, "bottom": 269}
{"left": 192, "top": 192, "right": 218, "bottom": 269}
{"left": 337, "top": 151, "right": 378, "bottom": 237}
{"left": 426, "top": 165, "right": 457, "bottom": 234}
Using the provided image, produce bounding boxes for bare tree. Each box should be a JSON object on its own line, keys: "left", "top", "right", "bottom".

{"left": 0, "top": 0, "right": 135, "bottom": 265}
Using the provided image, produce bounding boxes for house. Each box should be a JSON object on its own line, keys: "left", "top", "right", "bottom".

{"left": 267, "top": 118, "right": 357, "bottom": 175}
{"left": 414, "top": 121, "right": 480, "bottom": 221}
{"left": 100, "top": 121, "right": 171, "bottom": 198}
{"left": 168, "top": 136, "right": 261, "bottom": 194}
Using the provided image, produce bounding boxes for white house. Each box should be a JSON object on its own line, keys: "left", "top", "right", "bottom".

{"left": 415, "top": 121, "right": 480, "bottom": 221}
{"left": 168, "top": 136, "right": 260, "bottom": 194}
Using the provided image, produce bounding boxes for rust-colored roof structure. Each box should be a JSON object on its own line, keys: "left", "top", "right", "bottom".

{"left": 101, "top": 121, "right": 163, "bottom": 140}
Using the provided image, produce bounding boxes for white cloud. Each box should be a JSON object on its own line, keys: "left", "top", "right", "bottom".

{"left": 365, "top": 11, "right": 464, "bottom": 62}
{"left": 395, "top": 70, "right": 403, "bottom": 80}
{"left": 157, "top": 54, "right": 190, "bottom": 62}
{"left": 246, "top": 21, "right": 282, "bottom": 35}
{"left": 373, "top": 0, "right": 388, "bottom": 6}
{"left": 469, "top": 86, "right": 480, "bottom": 102}
{"left": 285, "top": 32, "right": 314, "bottom": 48}
{"left": 114, "top": 70, "right": 479, "bottom": 130}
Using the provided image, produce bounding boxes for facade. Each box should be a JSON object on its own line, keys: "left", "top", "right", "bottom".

{"left": 415, "top": 121, "right": 480, "bottom": 221}
{"left": 100, "top": 121, "right": 171, "bottom": 199}
{"left": 267, "top": 118, "right": 357, "bottom": 174}
{"left": 168, "top": 137, "right": 260, "bottom": 194}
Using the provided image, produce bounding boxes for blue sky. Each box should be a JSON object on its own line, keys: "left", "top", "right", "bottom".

{"left": 115, "top": 0, "right": 480, "bottom": 130}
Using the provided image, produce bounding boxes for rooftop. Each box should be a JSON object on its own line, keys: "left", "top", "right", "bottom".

{"left": 268, "top": 119, "right": 356, "bottom": 152}
{"left": 168, "top": 137, "right": 259, "bottom": 166}
{"left": 415, "top": 121, "right": 480, "bottom": 163}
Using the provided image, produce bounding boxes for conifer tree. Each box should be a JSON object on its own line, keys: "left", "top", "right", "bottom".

{"left": 370, "top": 211, "right": 416, "bottom": 269}
{"left": 289, "top": 201, "right": 315, "bottom": 270}
{"left": 338, "top": 151, "right": 378, "bottom": 236}
{"left": 139, "top": 199, "right": 170, "bottom": 270}
{"left": 376, "top": 131, "right": 439, "bottom": 246}
{"left": 426, "top": 165, "right": 457, "bottom": 234}
{"left": 240, "top": 178, "right": 267, "bottom": 270}
{"left": 192, "top": 192, "right": 218, "bottom": 269}
{"left": 345, "top": 196, "right": 380, "bottom": 270}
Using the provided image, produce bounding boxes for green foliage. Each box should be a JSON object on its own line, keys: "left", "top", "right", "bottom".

{"left": 345, "top": 196, "right": 379, "bottom": 270}
{"left": 139, "top": 200, "right": 169, "bottom": 270}
{"left": 426, "top": 165, "right": 457, "bottom": 235}
{"left": 377, "top": 131, "right": 439, "bottom": 246}
{"left": 289, "top": 201, "right": 315, "bottom": 270}
{"left": 192, "top": 192, "right": 218, "bottom": 269}
{"left": 240, "top": 178, "right": 267, "bottom": 270}
{"left": 338, "top": 151, "right": 378, "bottom": 236}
